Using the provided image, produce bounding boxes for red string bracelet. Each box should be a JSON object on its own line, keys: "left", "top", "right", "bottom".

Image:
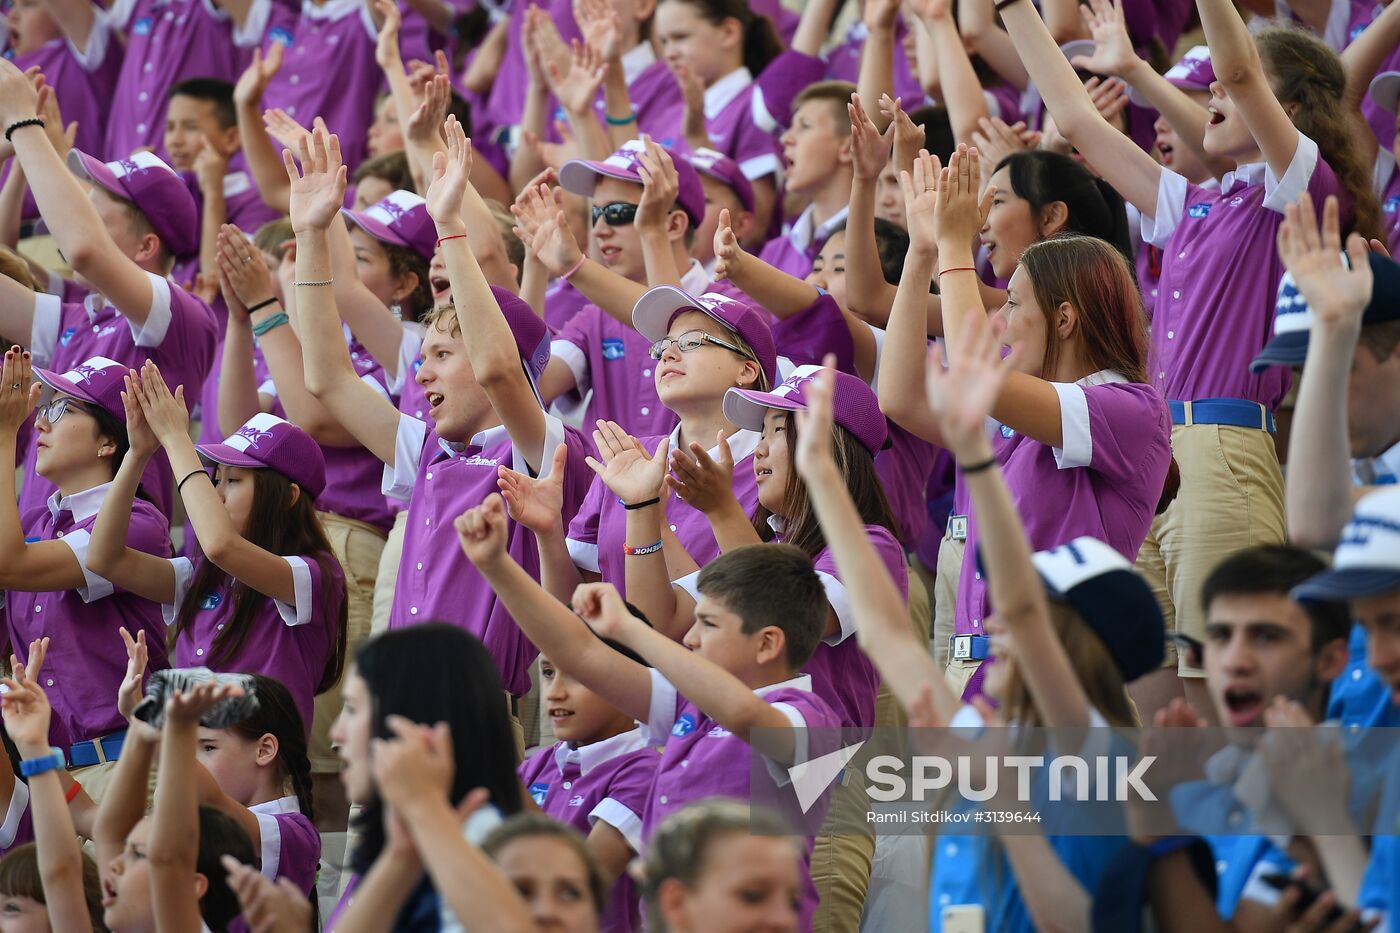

{"left": 65, "top": 781, "right": 82, "bottom": 803}
{"left": 436, "top": 233, "right": 469, "bottom": 248}
{"left": 938, "top": 266, "right": 977, "bottom": 277}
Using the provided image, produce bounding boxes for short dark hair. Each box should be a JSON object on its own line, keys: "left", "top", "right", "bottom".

{"left": 826, "top": 217, "right": 909, "bottom": 286}
{"left": 1201, "top": 545, "right": 1353, "bottom": 650}
{"left": 695, "top": 544, "right": 826, "bottom": 668}
{"left": 351, "top": 150, "right": 415, "bottom": 192}
{"left": 1359, "top": 319, "right": 1400, "bottom": 364}
{"left": 791, "top": 80, "right": 858, "bottom": 134}
{"left": 905, "top": 105, "right": 955, "bottom": 164}
{"left": 168, "top": 78, "right": 236, "bottom": 129}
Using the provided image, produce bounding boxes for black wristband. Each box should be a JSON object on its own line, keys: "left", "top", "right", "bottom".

{"left": 958, "top": 456, "right": 998, "bottom": 475}
{"left": 246, "top": 297, "right": 279, "bottom": 314}
{"left": 177, "top": 469, "right": 209, "bottom": 494}
{"left": 622, "top": 496, "right": 661, "bottom": 511}
{"left": 4, "top": 118, "right": 45, "bottom": 142}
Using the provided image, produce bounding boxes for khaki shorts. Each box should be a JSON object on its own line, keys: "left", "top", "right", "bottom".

{"left": 310, "top": 512, "right": 387, "bottom": 773}
{"left": 1135, "top": 423, "right": 1285, "bottom": 676}
{"left": 932, "top": 535, "right": 966, "bottom": 672}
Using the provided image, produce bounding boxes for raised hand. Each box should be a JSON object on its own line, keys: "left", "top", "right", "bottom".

{"left": 372, "top": 716, "right": 456, "bottom": 812}
{"left": 510, "top": 181, "right": 584, "bottom": 276}
{"left": 862, "top": 0, "right": 900, "bottom": 31}
{"left": 1071, "top": 0, "right": 1140, "bottom": 77}
{"left": 264, "top": 108, "right": 314, "bottom": 156}
{"left": 898, "top": 149, "right": 943, "bottom": 258}
{"left": 666, "top": 434, "right": 738, "bottom": 514}
{"left": 163, "top": 680, "right": 246, "bottom": 728}
{"left": 0, "top": 58, "right": 39, "bottom": 128}
{"left": 116, "top": 628, "right": 150, "bottom": 723}
{"left": 570, "top": 582, "right": 633, "bottom": 640}
{"left": 574, "top": 0, "right": 622, "bottom": 60}
{"left": 585, "top": 421, "right": 669, "bottom": 505}
{"left": 848, "top": 93, "right": 895, "bottom": 182}
{"left": 880, "top": 95, "right": 927, "bottom": 178}
{"left": 634, "top": 135, "right": 680, "bottom": 232}
{"left": 1277, "top": 193, "right": 1373, "bottom": 336}
{"left": 496, "top": 443, "right": 568, "bottom": 535}
{"left": 1152, "top": 697, "right": 1205, "bottom": 729}
{"left": 524, "top": 6, "right": 571, "bottom": 88}
{"left": 0, "top": 347, "right": 39, "bottom": 439}
{"left": 932, "top": 145, "right": 989, "bottom": 258}
{"left": 374, "top": 0, "right": 404, "bottom": 70}
{"left": 671, "top": 62, "right": 707, "bottom": 143}
{"left": 407, "top": 74, "right": 452, "bottom": 146}
{"left": 545, "top": 39, "right": 609, "bottom": 117}
{"left": 424, "top": 115, "right": 472, "bottom": 226}
{"left": 216, "top": 225, "right": 277, "bottom": 311}
{"left": 1084, "top": 75, "right": 1128, "bottom": 125}
{"left": 970, "top": 117, "right": 1037, "bottom": 188}
{"left": 711, "top": 207, "right": 747, "bottom": 280}
{"left": 35, "top": 82, "right": 74, "bottom": 159}
{"left": 454, "top": 492, "right": 511, "bottom": 567}
{"left": 923, "top": 309, "right": 1015, "bottom": 460}
{"left": 284, "top": 127, "right": 348, "bottom": 234}
{"left": 1, "top": 638, "right": 53, "bottom": 755}
{"left": 131, "top": 360, "right": 190, "bottom": 449}
{"left": 221, "top": 857, "right": 314, "bottom": 933}
{"left": 121, "top": 372, "right": 160, "bottom": 464}
{"left": 234, "top": 43, "right": 284, "bottom": 108}
{"left": 793, "top": 358, "right": 838, "bottom": 481}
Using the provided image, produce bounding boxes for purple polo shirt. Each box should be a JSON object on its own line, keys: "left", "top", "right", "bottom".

{"left": 619, "top": 46, "right": 686, "bottom": 146}
{"left": 251, "top": 0, "right": 381, "bottom": 169}
{"left": 657, "top": 68, "right": 782, "bottom": 184}
{"left": 250, "top": 796, "right": 320, "bottom": 894}
{"left": 183, "top": 154, "right": 285, "bottom": 237}
{"left": 0, "top": 783, "right": 33, "bottom": 859}
{"left": 543, "top": 278, "right": 590, "bottom": 333}
{"left": 757, "top": 205, "right": 849, "bottom": 282}
{"left": 640, "top": 669, "right": 839, "bottom": 929}
{"left": 5, "top": 485, "right": 171, "bottom": 750}
{"left": 767, "top": 292, "right": 855, "bottom": 386}
{"left": 954, "top": 377, "right": 1172, "bottom": 639}
{"left": 383, "top": 413, "right": 592, "bottom": 697}
{"left": 1141, "top": 135, "right": 1345, "bottom": 408}
{"left": 164, "top": 552, "right": 345, "bottom": 731}
{"left": 24, "top": 274, "right": 218, "bottom": 519}
{"left": 1377, "top": 150, "right": 1400, "bottom": 258}
{"left": 876, "top": 422, "right": 937, "bottom": 551}
{"left": 565, "top": 428, "right": 762, "bottom": 591}
{"left": 1275, "top": 0, "right": 1375, "bottom": 51}
{"left": 519, "top": 729, "right": 659, "bottom": 933}
{"left": 552, "top": 308, "right": 677, "bottom": 440}
{"left": 85, "top": 0, "right": 256, "bottom": 159}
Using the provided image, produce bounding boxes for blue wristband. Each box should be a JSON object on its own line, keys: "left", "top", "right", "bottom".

{"left": 20, "top": 747, "right": 66, "bottom": 778}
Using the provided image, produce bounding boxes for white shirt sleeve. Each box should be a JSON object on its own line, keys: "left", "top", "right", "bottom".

{"left": 739, "top": 152, "right": 782, "bottom": 181}
{"left": 0, "top": 780, "right": 29, "bottom": 848}
{"left": 641, "top": 669, "right": 679, "bottom": 744}
{"left": 56, "top": 528, "right": 116, "bottom": 602}
{"left": 253, "top": 810, "right": 283, "bottom": 879}
{"left": 28, "top": 293, "right": 62, "bottom": 367}
{"left": 162, "top": 556, "right": 196, "bottom": 626}
{"left": 381, "top": 413, "right": 429, "bottom": 502}
{"left": 514, "top": 411, "right": 567, "bottom": 477}
{"left": 234, "top": 0, "right": 272, "bottom": 47}
{"left": 817, "top": 572, "right": 856, "bottom": 646}
{"left": 272, "top": 556, "right": 316, "bottom": 627}
{"left": 1140, "top": 168, "right": 1189, "bottom": 249}
{"left": 764, "top": 701, "right": 810, "bottom": 785}
{"left": 589, "top": 798, "right": 644, "bottom": 853}
{"left": 1263, "top": 134, "right": 1321, "bottom": 214}
{"left": 565, "top": 538, "right": 601, "bottom": 573}
{"left": 549, "top": 338, "right": 590, "bottom": 395}
{"left": 126, "top": 273, "right": 174, "bottom": 349}
{"left": 1050, "top": 382, "right": 1092, "bottom": 470}
{"left": 386, "top": 325, "right": 424, "bottom": 394}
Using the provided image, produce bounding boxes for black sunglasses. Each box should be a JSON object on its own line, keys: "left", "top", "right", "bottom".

{"left": 591, "top": 201, "right": 640, "bottom": 227}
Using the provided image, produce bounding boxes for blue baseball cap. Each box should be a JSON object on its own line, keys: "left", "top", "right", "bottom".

{"left": 1293, "top": 488, "right": 1400, "bottom": 601}
{"left": 1251, "top": 252, "right": 1400, "bottom": 372}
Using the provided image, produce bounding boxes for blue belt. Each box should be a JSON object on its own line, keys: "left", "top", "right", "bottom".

{"left": 949, "top": 634, "right": 991, "bottom": 662}
{"left": 1169, "top": 398, "right": 1275, "bottom": 433}
{"left": 69, "top": 730, "right": 126, "bottom": 768}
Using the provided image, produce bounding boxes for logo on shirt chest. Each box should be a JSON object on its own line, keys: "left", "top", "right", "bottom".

{"left": 199, "top": 591, "right": 223, "bottom": 611}
{"left": 601, "top": 338, "right": 626, "bottom": 361}
{"left": 706, "top": 725, "right": 732, "bottom": 739}
{"left": 268, "top": 26, "right": 295, "bottom": 46}
{"left": 60, "top": 327, "right": 78, "bottom": 347}
{"left": 567, "top": 794, "right": 585, "bottom": 807}
{"left": 528, "top": 782, "right": 550, "bottom": 805}
{"left": 457, "top": 454, "right": 502, "bottom": 467}
{"left": 671, "top": 714, "right": 697, "bottom": 737}
{"left": 133, "top": 16, "right": 154, "bottom": 34}
{"left": 1385, "top": 195, "right": 1399, "bottom": 216}
{"left": 1187, "top": 203, "right": 1212, "bottom": 219}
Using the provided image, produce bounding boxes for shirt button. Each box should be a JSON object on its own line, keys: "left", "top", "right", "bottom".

{"left": 659, "top": 795, "right": 668, "bottom": 804}
{"left": 137, "top": 123, "right": 147, "bottom": 134}
{"left": 416, "top": 562, "right": 424, "bottom": 571}
{"left": 290, "top": 74, "right": 301, "bottom": 85}
{"left": 669, "top": 524, "right": 677, "bottom": 532}
{"left": 939, "top": 894, "right": 950, "bottom": 907}
{"left": 425, "top": 518, "right": 431, "bottom": 526}
{"left": 45, "top": 679, "right": 53, "bottom": 687}
{"left": 217, "top": 624, "right": 224, "bottom": 630}
{"left": 681, "top": 759, "right": 688, "bottom": 768}
{"left": 975, "top": 572, "right": 982, "bottom": 581}
{"left": 1216, "top": 860, "right": 1227, "bottom": 875}
{"left": 640, "top": 407, "right": 650, "bottom": 415}
{"left": 1166, "top": 331, "right": 1175, "bottom": 339}
{"left": 410, "top": 606, "right": 419, "bottom": 615}
{"left": 196, "top": 648, "right": 205, "bottom": 656}
{"left": 138, "top": 92, "right": 148, "bottom": 102}
{"left": 1178, "top": 251, "right": 1186, "bottom": 259}
{"left": 93, "top": 325, "right": 100, "bottom": 333}
{"left": 56, "top": 531, "right": 63, "bottom": 538}
{"left": 1158, "top": 372, "right": 1166, "bottom": 380}
{"left": 426, "top": 472, "right": 433, "bottom": 480}
{"left": 1172, "top": 290, "right": 1181, "bottom": 299}
{"left": 144, "top": 62, "right": 153, "bottom": 72}
{"left": 643, "top": 369, "right": 652, "bottom": 376}
{"left": 1151, "top": 288, "right": 1158, "bottom": 297}
{"left": 1352, "top": 669, "right": 1363, "bottom": 681}
{"left": 286, "top": 106, "right": 297, "bottom": 116}
{"left": 33, "top": 605, "right": 41, "bottom": 613}
{"left": 563, "top": 781, "right": 572, "bottom": 789}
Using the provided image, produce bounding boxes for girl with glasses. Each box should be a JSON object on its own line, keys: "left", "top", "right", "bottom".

{"left": 0, "top": 349, "right": 171, "bottom": 797}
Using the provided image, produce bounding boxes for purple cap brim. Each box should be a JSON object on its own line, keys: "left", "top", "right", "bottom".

{"left": 559, "top": 160, "right": 637, "bottom": 198}
{"left": 195, "top": 443, "right": 268, "bottom": 472}
{"left": 67, "top": 150, "right": 124, "bottom": 202}
{"left": 723, "top": 387, "right": 804, "bottom": 433}
{"left": 33, "top": 367, "right": 104, "bottom": 410}
{"left": 341, "top": 208, "right": 413, "bottom": 251}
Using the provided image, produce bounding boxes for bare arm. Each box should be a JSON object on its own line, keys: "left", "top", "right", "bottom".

{"left": 1001, "top": 835, "right": 1093, "bottom": 931}
{"left": 0, "top": 159, "right": 26, "bottom": 250}
{"left": 917, "top": 3, "right": 991, "bottom": 147}
{"left": 234, "top": 46, "right": 292, "bottom": 213}
{"left": 1040, "top": 0, "right": 1089, "bottom": 43}
{"left": 791, "top": 0, "right": 840, "bottom": 56}
{"left": 858, "top": 0, "right": 901, "bottom": 132}
{"left": 215, "top": 304, "right": 266, "bottom": 437}
{"left": 843, "top": 96, "right": 902, "bottom": 330}
{"left": 40, "top": 0, "right": 98, "bottom": 54}
{"left": 958, "top": 0, "right": 1030, "bottom": 90}
{"left": 876, "top": 225, "right": 944, "bottom": 442}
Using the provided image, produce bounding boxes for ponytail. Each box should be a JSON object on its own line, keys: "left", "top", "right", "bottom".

{"left": 227, "top": 675, "right": 315, "bottom": 823}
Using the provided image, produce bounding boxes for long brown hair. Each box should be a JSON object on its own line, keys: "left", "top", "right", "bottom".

{"left": 1255, "top": 24, "right": 1382, "bottom": 242}
{"left": 997, "top": 601, "right": 1137, "bottom": 728}
{"left": 172, "top": 468, "right": 347, "bottom": 694}
{"left": 754, "top": 413, "right": 897, "bottom": 559}
{"left": 1018, "top": 235, "right": 1150, "bottom": 385}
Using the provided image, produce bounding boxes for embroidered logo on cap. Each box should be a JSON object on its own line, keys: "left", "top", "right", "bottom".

{"left": 366, "top": 190, "right": 426, "bottom": 226}
{"left": 110, "top": 151, "right": 177, "bottom": 180}
{"left": 225, "top": 412, "right": 290, "bottom": 453}
{"left": 64, "top": 357, "right": 122, "bottom": 385}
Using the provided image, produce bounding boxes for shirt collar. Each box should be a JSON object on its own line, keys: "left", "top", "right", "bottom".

{"left": 668, "top": 424, "right": 761, "bottom": 464}
{"left": 248, "top": 795, "right": 301, "bottom": 815}
{"left": 1219, "top": 160, "right": 1268, "bottom": 194}
{"left": 1077, "top": 369, "right": 1129, "bottom": 386}
{"left": 621, "top": 41, "right": 656, "bottom": 85}
{"left": 787, "top": 203, "right": 849, "bottom": 255}
{"left": 438, "top": 423, "right": 510, "bottom": 457}
{"left": 680, "top": 258, "right": 711, "bottom": 294}
{"left": 754, "top": 673, "right": 812, "bottom": 697}
{"left": 302, "top": 0, "right": 361, "bottom": 19}
{"left": 704, "top": 67, "right": 753, "bottom": 120}
{"left": 48, "top": 482, "right": 113, "bottom": 522}
{"left": 552, "top": 727, "right": 649, "bottom": 776}
{"left": 765, "top": 513, "right": 787, "bottom": 536}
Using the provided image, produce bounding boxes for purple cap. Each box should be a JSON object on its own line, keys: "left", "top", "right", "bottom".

{"left": 724, "top": 364, "right": 888, "bottom": 454}
{"left": 490, "top": 285, "right": 552, "bottom": 402}
{"left": 751, "top": 49, "right": 827, "bottom": 133}
{"left": 67, "top": 150, "right": 198, "bottom": 258}
{"left": 632, "top": 285, "right": 777, "bottom": 387}
{"left": 33, "top": 356, "right": 129, "bottom": 422}
{"left": 688, "top": 147, "right": 756, "bottom": 213}
{"left": 1129, "top": 45, "right": 1215, "bottom": 107}
{"left": 559, "top": 139, "right": 706, "bottom": 230}
{"left": 1369, "top": 71, "right": 1400, "bottom": 115}
{"left": 342, "top": 190, "right": 437, "bottom": 262}
{"left": 197, "top": 413, "right": 327, "bottom": 499}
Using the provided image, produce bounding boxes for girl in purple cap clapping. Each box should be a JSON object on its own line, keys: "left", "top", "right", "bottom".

{"left": 87, "top": 361, "right": 347, "bottom": 736}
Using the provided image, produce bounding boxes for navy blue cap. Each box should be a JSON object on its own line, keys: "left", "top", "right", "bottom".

{"left": 1251, "top": 252, "right": 1400, "bottom": 372}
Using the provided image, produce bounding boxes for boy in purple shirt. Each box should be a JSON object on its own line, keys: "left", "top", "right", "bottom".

{"left": 295, "top": 121, "right": 591, "bottom": 700}
{"left": 0, "top": 65, "right": 218, "bottom": 519}
{"left": 758, "top": 81, "right": 855, "bottom": 281}
{"left": 518, "top": 645, "right": 659, "bottom": 932}
{"left": 459, "top": 498, "right": 840, "bottom": 929}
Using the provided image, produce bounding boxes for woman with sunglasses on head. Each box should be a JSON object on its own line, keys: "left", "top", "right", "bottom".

{"left": 0, "top": 349, "right": 171, "bottom": 797}
{"left": 498, "top": 286, "right": 777, "bottom": 613}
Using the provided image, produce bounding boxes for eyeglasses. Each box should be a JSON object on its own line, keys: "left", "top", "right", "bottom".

{"left": 648, "top": 329, "right": 754, "bottom": 362}
{"left": 38, "top": 397, "right": 94, "bottom": 425}
{"left": 591, "top": 201, "right": 640, "bottom": 227}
